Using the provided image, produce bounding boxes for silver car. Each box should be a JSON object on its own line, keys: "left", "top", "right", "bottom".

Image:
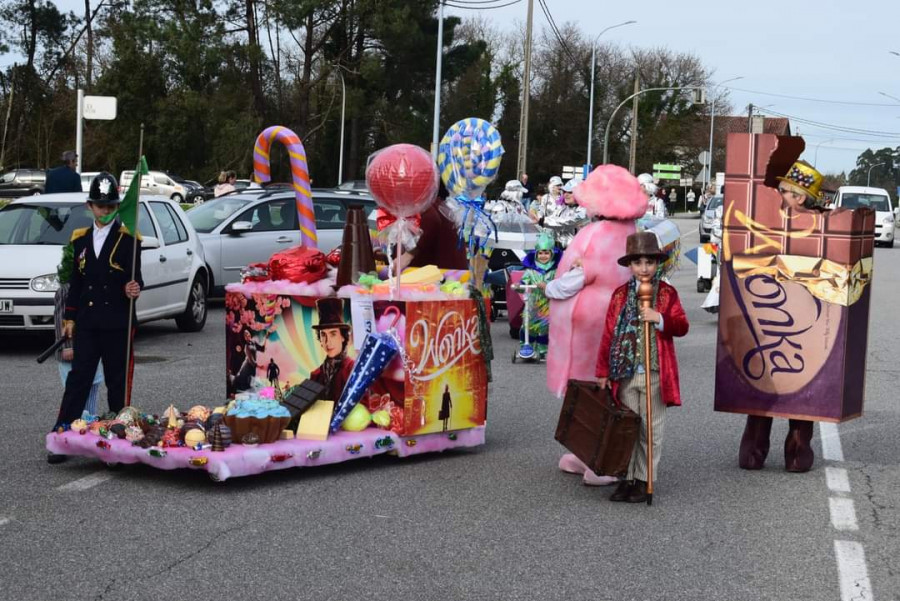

{"left": 187, "top": 188, "right": 376, "bottom": 293}
{"left": 699, "top": 195, "right": 723, "bottom": 242}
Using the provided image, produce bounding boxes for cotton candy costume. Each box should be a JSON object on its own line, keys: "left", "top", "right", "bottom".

{"left": 518, "top": 233, "right": 560, "bottom": 356}
{"left": 545, "top": 165, "right": 648, "bottom": 398}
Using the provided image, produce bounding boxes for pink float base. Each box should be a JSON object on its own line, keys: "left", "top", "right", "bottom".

{"left": 46, "top": 427, "right": 486, "bottom": 482}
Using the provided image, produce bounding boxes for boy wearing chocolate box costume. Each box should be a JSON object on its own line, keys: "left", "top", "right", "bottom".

{"left": 715, "top": 134, "right": 874, "bottom": 473}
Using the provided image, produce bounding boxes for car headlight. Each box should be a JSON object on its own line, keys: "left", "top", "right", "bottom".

{"left": 883, "top": 216, "right": 893, "bottom": 225}
{"left": 31, "top": 273, "right": 60, "bottom": 292}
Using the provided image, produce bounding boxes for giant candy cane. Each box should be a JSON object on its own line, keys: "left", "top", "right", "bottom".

{"left": 253, "top": 126, "right": 317, "bottom": 247}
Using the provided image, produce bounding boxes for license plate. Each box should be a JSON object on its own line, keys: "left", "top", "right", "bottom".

{"left": 0, "top": 299, "right": 12, "bottom": 313}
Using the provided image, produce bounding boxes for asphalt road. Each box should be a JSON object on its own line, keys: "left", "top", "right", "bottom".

{"left": 1, "top": 217, "right": 897, "bottom": 601}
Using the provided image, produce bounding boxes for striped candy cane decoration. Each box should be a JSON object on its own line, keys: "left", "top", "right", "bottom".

{"left": 253, "top": 126, "right": 317, "bottom": 247}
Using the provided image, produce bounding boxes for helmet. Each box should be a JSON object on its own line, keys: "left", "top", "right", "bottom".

{"left": 88, "top": 172, "right": 120, "bottom": 204}
{"left": 562, "top": 178, "right": 581, "bottom": 193}
{"left": 535, "top": 231, "right": 555, "bottom": 252}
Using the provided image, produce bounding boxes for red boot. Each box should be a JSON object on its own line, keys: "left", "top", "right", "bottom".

{"left": 739, "top": 415, "right": 773, "bottom": 470}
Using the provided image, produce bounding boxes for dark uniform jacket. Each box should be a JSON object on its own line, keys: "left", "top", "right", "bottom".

{"left": 44, "top": 166, "right": 82, "bottom": 194}
{"left": 64, "top": 221, "right": 143, "bottom": 330}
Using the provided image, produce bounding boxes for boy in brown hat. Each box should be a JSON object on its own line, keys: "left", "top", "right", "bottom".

{"left": 595, "top": 232, "right": 689, "bottom": 503}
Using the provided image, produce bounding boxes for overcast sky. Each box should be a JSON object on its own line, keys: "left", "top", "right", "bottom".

{"left": 445, "top": 0, "right": 900, "bottom": 175}
{"left": 30, "top": 0, "right": 900, "bottom": 176}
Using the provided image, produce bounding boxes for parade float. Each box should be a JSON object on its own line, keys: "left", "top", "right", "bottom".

{"left": 46, "top": 119, "right": 506, "bottom": 481}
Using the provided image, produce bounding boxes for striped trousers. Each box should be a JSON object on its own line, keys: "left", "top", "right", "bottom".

{"left": 618, "top": 371, "right": 666, "bottom": 482}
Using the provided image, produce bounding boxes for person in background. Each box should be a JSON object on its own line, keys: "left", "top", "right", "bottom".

{"left": 520, "top": 172, "right": 535, "bottom": 209}
{"left": 686, "top": 188, "right": 696, "bottom": 207}
{"left": 543, "top": 178, "right": 588, "bottom": 249}
{"left": 396, "top": 181, "right": 469, "bottom": 271}
{"left": 214, "top": 171, "right": 237, "bottom": 197}
{"left": 44, "top": 151, "right": 82, "bottom": 194}
{"left": 668, "top": 187, "right": 677, "bottom": 210}
{"left": 531, "top": 176, "right": 564, "bottom": 224}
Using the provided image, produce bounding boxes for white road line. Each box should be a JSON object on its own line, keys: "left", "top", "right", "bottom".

{"left": 820, "top": 422, "right": 845, "bottom": 462}
{"left": 829, "top": 497, "right": 859, "bottom": 531}
{"left": 834, "top": 540, "right": 873, "bottom": 601}
{"left": 0, "top": 517, "right": 10, "bottom": 527}
{"left": 56, "top": 471, "right": 115, "bottom": 492}
{"left": 826, "top": 467, "right": 852, "bottom": 493}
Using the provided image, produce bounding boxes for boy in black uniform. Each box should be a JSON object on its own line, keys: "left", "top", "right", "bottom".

{"left": 49, "top": 172, "right": 143, "bottom": 463}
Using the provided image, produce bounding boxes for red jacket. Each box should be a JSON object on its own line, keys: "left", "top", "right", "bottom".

{"left": 595, "top": 280, "right": 689, "bottom": 407}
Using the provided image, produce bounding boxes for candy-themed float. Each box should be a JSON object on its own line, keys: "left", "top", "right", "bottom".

{"left": 46, "top": 122, "right": 504, "bottom": 482}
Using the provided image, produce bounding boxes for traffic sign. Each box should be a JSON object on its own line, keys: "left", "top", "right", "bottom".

{"left": 562, "top": 165, "right": 578, "bottom": 179}
{"left": 652, "top": 163, "right": 681, "bottom": 172}
{"left": 653, "top": 172, "right": 681, "bottom": 180}
{"left": 698, "top": 150, "right": 710, "bottom": 166}
{"left": 680, "top": 178, "right": 693, "bottom": 187}
{"left": 83, "top": 95, "right": 117, "bottom": 120}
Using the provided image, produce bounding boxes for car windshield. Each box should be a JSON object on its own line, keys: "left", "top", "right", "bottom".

{"left": 0, "top": 202, "right": 93, "bottom": 245}
{"left": 841, "top": 193, "right": 891, "bottom": 212}
{"left": 186, "top": 196, "right": 252, "bottom": 232}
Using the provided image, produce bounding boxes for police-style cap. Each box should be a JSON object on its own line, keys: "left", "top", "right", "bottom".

{"left": 88, "top": 172, "right": 120, "bottom": 205}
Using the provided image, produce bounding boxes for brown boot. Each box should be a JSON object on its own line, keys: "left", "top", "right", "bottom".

{"left": 784, "top": 419, "right": 814, "bottom": 473}
{"left": 626, "top": 480, "right": 648, "bottom": 503}
{"left": 609, "top": 480, "right": 633, "bottom": 502}
{"left": 739, "top": 415, "right": 773, "bottom": 470}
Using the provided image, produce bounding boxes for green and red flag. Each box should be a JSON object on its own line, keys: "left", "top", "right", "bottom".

{"left": 100, "top": 155, "right": 148, "bottom": 235}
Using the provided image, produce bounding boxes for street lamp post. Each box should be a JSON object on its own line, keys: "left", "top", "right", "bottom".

{"left": 586, "top": 20, "right": 636, "bottom": 168}
{"left": 336, "top": 68, "right": 346, "bottom": 186}
{"left": 705, "top": 76, "right": 743, "bottom": 192}
{"left": 813, "top": 138, "right": 835, "bottom": 166}
{"left": 602, "top": 85, "right": 703, "bottom": 165}
{"left": 867, "top": 162, "right": 885, "bottom": 187}
{"left": 431, "top": 0, "right": 445, "bottom": 159}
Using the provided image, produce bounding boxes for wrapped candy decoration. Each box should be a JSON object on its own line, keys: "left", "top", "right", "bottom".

{"left": 268, "top": 246, "right": 328, "bottom": 284}
{"left": 125, "top": 425, "right": 144, "bottom": 443}
{"left": 205, "top": 412, "right": 224, "bottom": 430}
{"left": 109, "top": 423, "right": 127, "bottom": 439}
{"left": 187, "top": 405, "right": 211, "bottom": 422}
{"left": 184, "top": 429, "right": 207, "bottom": 448}
{"left": 241, "top": 432, "right": 260, "bottom": 446}
{"left": 116, "top": 407, "right": 141, "bottom": 426}
{"left": 139, "top": 425, "right": 165, "bottom": 448}
{"left": 341, "top": 403, "right": 372, "bottom": 432}
{"left": 70, "top": 419, "right": 88, "bottom": 434}
{"left": 160, "top": 429, "right": 181, "bottom": 448}
{"left": 329, "top": 330, "right": 400, "bottom": 433}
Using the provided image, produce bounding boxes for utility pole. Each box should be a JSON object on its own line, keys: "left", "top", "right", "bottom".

{"left": 517, "top": 0, "right": 534, "bottom": 175}
{"left": 628, "top": 75, "right": 639, "bottom": 174}
{"left": 747, "top": 103, "right": 753, "bottom": 133}
{"left": 430, "top": 1, "right": 445, "bottom": 159}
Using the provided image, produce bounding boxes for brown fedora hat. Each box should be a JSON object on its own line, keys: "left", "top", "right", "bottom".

{"left": 617, "top": 231, "right": 668, "bottom": 267}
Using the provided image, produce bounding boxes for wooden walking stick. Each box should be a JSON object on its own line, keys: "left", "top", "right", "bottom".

{"left": 637, "top": 274, "right": 655, "bottom": 506}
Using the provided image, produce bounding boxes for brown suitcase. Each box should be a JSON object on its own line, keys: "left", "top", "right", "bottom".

{"left": 555, "top": 380, "right": 641, "bottom": 478}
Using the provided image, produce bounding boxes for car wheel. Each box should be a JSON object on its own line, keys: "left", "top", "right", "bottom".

{"left": 888, "top": 238, "right": 895, "bottom": 248}
{"left": 171, "top": 193, "right": 184, "bottom": 203}
{"left": 175, "top": 275, "right": 207, "bottom": 332}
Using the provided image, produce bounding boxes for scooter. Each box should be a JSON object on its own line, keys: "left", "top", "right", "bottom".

{"left": 511, "top": 283, "right": 542, "bottom": 363}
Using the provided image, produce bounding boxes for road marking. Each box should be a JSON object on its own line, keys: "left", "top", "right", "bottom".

{"left": 826, "top": 467, "right": 851, "bottom": 493}
{"left": 820, "top": 422, "right": 845, "bottom": 461}
{"left": 834, "top": 540, "right": 873, "bottom": 601}
{"left": 56, "top": 471, "right": 115, "bottom": 492}
{"left": 0, "top": 517, "right": 10, "bottom": 527}
{"left": 829, "top": 497, "right": 859, "bottom": 531}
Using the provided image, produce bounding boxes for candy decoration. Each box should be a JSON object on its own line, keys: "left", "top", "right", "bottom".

{"left": 345, "top": 444, "right": 363, "bottom": 455}
{"left": 184, "top": 429, "right": 207, "bottom": 448}
{"left": 270, "top": 453, "right": 293, "bottom": 463}
{"left": 241, "top": 432, "right": 260, "bottom": 446}
{"left": 307, "top": 450, "right": 321, "bottom": 460}
{"left": 253, "top": 126, "right": 316, "bottom": 247}
{"left": 371, "top": 410, "right": 391, "bottom": 428}
{"left": 139, "top": 425, "right": 165, "bottom": 448}
{"left": 161, "top": 429, "right": 180, "bottom": 448}
{"left": 189, "top": 456, "right": 209, "bottom": 467}
{"left": 148, "top": 448, "right": 167, "bottom": 458}
{"left": 437, "top": 117, "right": 504, "bottom": 201}
{"left": 109, "top": 423, "right": 127, "bottom": 439}
{"left": 328, "top": 331, "right": 400, "bottom": 433}
{"left": 96, "top": 440, "right": 111, "bottom": 450}
{"left": 125, "top": 426, "right": 144, "bottom": 443}
{"left": 116, "top": 407, "right": 141, "bottom": 426}
{"left": 187, "top": 405, "right": 211, "bottom": 422}
{"left": 341, "top": 403, "right": 372, "bottom": 432}
{"left": 210, "top": 423, "right": 232, "bottom": 452}
{"left": 71, "top": 419, "right": 88, "bottom": 434}
{"left": 375, "top": 436, "right": 394, "bottom": 450}
{"left": 366, "top": 144, "right": 439, "bottom": 219}
{"left": 437, "top": 118, "right": 504, "bottom": 257}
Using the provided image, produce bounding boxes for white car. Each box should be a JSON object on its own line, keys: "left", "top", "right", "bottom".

{"left": 186, "top": 188, "right": 375, "bottom": 293}
{"left": 833, "top": 186, "right": 894, "bottom": 247}
{"left": 80, "top": 171, "right": 100, "bottom": 192}
{"left": 0, "top": 193, "right": 210, "bottom": 331}
{"left": 119, "top": 170, "right": 188, "bottom": 203}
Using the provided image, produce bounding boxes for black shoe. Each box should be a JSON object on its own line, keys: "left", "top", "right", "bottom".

{"left": 47, "top": 453, "right": 67, "bottom": 465}
{"left": 626, "top": 480, "right": 648, "bottom": 503}
{"left": 609, "top": 480, "right": 633, "bottom": 502}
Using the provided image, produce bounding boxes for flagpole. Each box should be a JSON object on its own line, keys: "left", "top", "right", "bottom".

{"left": 124, "top": 123, "right": 144, "bottom": 406}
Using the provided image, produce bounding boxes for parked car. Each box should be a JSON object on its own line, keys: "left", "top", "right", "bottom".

{"left": 698, "top": 195, "right": 723, "bottom": 242}
{"left": 0, "top": 169, "right": 45, "bottom": 198}
{"left": 79, "top": 171, "right": 100, "bottom": 192}
{"left": 833, "top": 186, "right": 895, "bottom": 247}
{"left": 0, "top": 193, "right": 209, "bottom": 332}
{"left": 165, "top": 172, "right": 208, "bottom": 204}
{"left": 336, "top": 180, "right": 370, "bottom": 193}
{"left": 119, "top": 170, "right": 189, "bottom": 203}
{"left": 186, "top": 188, "right": 376, "bottom": 294}
{"left": 185, "top": 180, "right": 213, "bottom": 203}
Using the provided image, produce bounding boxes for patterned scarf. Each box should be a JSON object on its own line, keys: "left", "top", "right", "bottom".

{"left": 608, "top": 277, "right": 660, "bottom": 380}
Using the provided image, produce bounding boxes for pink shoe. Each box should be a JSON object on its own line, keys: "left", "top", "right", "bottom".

{"left": 582, "top": 469, "right": 619, "bottom": 487}
{"left": 558, "top": 453, "right": 588, "bottom": 475}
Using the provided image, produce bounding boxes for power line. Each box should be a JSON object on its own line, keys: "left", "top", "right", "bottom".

{"left": 758, "top": 107, "right": 900, "bottom": 139}
{"left": 723, "top": 85, "right": 900, "bottom": 107}
{"left": 445, "top": 0, "right": 523, "bottom": 8}
{"left": 536, "top": 0, "right": 578, "bottom": 63}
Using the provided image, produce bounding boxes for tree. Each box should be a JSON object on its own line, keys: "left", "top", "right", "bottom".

{"left": 849, "top": 147, "right": 898, "bottom": 193}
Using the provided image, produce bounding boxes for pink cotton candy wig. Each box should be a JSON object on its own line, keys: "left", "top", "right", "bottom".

{"left": 573, "top": 164, "right": 647, "bottom": 220}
